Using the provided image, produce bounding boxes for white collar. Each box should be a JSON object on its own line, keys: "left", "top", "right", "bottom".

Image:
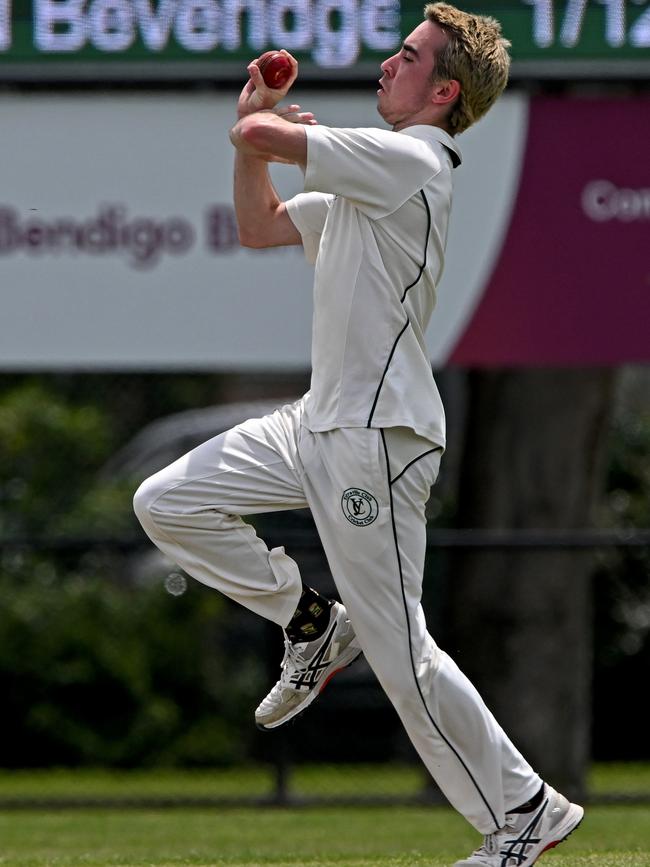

{"left": 399, "top": 124, "right": 462, "bottom": 168}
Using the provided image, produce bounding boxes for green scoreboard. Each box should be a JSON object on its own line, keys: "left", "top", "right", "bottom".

{"left": 1, "top": 1, "right": 649, "bottom": 81}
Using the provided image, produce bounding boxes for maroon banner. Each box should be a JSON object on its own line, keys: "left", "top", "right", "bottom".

{"left": 450, "top": 97, "right": 650, "bottom": 366}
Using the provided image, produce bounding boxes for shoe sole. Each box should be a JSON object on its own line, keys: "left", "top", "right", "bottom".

{"left": 256, "top": 643, "right": 363, "bottom": 731}
{"left": 534, "top": 803, "right": 584, "bottom": 865}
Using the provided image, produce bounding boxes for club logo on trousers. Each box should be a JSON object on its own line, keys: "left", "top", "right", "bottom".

{"left": 341, "top": 488, "right": 379, "bottom": 526}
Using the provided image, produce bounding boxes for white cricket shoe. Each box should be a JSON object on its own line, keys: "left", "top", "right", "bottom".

{"left": 255, "top": 601, "right": 362, "bottom": 730}
{"left": 453, "top": 785, "right": 584, "bottom": 867}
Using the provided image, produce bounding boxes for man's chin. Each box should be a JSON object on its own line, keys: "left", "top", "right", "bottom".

{"left": 376, "top": 98, "right": 388, "bottom": 122}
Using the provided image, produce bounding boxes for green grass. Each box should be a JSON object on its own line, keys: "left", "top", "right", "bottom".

{"left": 589, "top": 763, "right": 650, "bottom": 797}
{"left": 0, "top": 805, "right": 649, "bottom": 866}
{"left": 1, "top": 762, "right": 649, "bottom": 803}
{"left": 0, "top": 765, "right": 649, "bottom": 866}
{"left": 0, "top": 767, "right": 276, "bottom": 801}
{"left": 0, "top": 765, "right": 427, "bottom": 802}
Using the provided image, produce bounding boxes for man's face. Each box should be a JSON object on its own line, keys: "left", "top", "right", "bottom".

{"left": 377, "top": 21, "right": 449, "bottom": 131}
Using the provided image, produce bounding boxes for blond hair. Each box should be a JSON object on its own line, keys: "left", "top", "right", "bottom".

{"left": 424, "top": 2, "right": 511, "bottom": 135}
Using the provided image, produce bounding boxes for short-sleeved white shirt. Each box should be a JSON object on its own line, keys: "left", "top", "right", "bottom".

{"left": 285, "top": 123, "right": 461, "bottom": 449}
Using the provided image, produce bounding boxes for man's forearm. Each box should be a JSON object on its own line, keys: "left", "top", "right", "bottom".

{"left": 233, "top": 151, "right": 281, "bottom": 247}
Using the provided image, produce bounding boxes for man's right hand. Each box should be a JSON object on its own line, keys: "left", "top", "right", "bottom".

{"left": 237, "top": 50, "right": 299, "bottom": 119}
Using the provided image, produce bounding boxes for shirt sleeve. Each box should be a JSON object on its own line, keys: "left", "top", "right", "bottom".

{"left": 303, "top": 126, "right": 442, "bottom": 220}
{"left": 285, "top": 190, "right": 334, "bottom": 265}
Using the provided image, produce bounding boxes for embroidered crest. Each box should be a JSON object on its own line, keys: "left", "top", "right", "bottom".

{"left": 341, "top": 488, "right": 379, "bottom": 527}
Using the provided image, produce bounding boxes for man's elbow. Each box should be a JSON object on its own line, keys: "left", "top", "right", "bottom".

{"left": 239, "top": 116, "right": 274, "bottom": 156}
{"left": 237, "top": 213, "right": 278, "bottom": 249}
{"left": 238, "top": 226, "right": 268, "bottom": 249}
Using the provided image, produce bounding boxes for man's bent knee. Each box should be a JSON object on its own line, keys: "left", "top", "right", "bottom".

{"left": 133, "top": 475, "right": 167, "bottom": 535}
{"left": 134, "top": 472, "right": 233, "bottom": 538}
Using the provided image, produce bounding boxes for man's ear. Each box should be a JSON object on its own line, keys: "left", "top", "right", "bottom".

{"left": 431, "top": 78, "right": 461, "bottom": 108}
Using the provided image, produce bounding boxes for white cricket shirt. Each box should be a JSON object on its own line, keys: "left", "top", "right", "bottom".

{"left": 285, "top": 124, "right": 461, "bottom": 449}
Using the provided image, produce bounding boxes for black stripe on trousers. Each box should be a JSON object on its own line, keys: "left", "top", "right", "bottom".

{"left": 379, "top": 428, "right": 499, "bottom": 830}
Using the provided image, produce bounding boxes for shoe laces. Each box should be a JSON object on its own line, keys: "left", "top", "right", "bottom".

{"left": 469, "top": 835, "right": 499, "bottom": 862}
{"left": 278, "top": 635, "right": 308, "bottom": 687}
{"left": 474, "top": 815, "right": 519, "bottom": 861}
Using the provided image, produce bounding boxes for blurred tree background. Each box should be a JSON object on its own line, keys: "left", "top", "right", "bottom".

{"left": 0, "top": 369, "right": 648, "bottom": 778}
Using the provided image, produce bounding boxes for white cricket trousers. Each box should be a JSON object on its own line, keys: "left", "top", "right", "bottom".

{"left": 133, "top": 398, "right": 541, "bottom": 833}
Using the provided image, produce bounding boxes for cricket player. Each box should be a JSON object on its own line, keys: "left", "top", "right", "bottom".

{"left": 134, "top": 4, "right": 584, "bottom": 864}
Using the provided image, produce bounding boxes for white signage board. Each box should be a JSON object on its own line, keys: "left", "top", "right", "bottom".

{"left": 0, "top": 90, "right": 526, "bottom": 369}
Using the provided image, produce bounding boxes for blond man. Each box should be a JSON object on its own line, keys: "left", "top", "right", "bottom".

{"left": 134, "top": 4, "right": 583, "bottom": 864}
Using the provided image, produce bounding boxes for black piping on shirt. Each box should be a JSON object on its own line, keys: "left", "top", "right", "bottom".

{"left": 367, "top": 189, "right": 432, "bottom": 428}
{"left": 389, "top": 445, "right": 443, "bottom": 486}
{"left": 400, "top": 189, "right": 431, "bottom": 303}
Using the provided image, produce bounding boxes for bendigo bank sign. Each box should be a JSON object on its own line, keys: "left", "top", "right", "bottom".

{"left": 0, "top": 205, "right": 251, "bottom": 269}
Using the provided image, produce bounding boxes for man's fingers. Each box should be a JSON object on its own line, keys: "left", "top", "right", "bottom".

{"left": 273, "top": 101, "right": 316, "bottom": 125}
{"left": 275, "top": 104, "right": 301, "bottom": 116}
{"left": 279, "top": 49, "right": 298, "bottom": 68}
{"left": 248, "top": 63, "right": 266, "bottom": 86}
{"left": 279, "top": 110, "right": 317, "bottom": 125}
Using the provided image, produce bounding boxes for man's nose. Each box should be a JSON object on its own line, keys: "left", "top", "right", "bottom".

{"left": 380, "top": 55, "right": 396, "bottom": 76}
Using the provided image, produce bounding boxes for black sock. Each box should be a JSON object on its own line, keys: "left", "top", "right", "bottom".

{"left": 285, "top": 585, "right": 334, "bottom": 644}
{"left": 511, "top": 783, "right": 546, "bottom": 814}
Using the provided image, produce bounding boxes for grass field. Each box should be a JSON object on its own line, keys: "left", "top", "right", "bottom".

{"left": 2, "top": 762, "right": 650, "bottom": 802}
{"left": 1, "top": 766, "right": 649, "bottom": 867}
{"left": 1, "top": 804, "right": 650, "bottom": 866}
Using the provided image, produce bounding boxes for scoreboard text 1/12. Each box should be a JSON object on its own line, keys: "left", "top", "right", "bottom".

{"left": 522, "top": 0, "right": 650, "bottom": 49}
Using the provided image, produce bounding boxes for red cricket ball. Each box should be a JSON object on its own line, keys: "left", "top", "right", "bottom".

{"left": 257, "top": 51, "right": 292, "bottom": 89}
